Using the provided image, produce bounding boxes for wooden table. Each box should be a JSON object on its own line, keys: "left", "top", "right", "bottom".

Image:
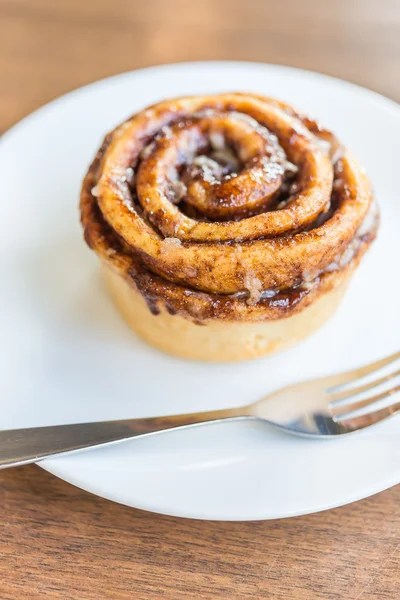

{"left": 1, "top": 1, "right": 399, "bottom": 597}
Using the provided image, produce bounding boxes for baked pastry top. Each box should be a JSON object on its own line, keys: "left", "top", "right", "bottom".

{"left": 81, "top": 93, "right": 378, "bottom": 326}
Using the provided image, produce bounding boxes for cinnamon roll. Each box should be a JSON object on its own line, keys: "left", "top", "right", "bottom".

{"left": 80, "top": 93, "right": 378, "bottom": 362}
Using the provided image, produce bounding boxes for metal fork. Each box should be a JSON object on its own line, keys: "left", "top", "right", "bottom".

{"left": 1, "top": 351, "right": 399, "bottom": 469}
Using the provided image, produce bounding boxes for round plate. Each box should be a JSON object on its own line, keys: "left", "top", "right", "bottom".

{"left": 1, "top": 62, "right": 399, "bottom": 520}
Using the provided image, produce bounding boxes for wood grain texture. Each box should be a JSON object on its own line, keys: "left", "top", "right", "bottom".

{"left": 0, "top": 0, "right": 399, "bottom": 597}
{"left": 0, "top": 467, "right": 399, "bottom": 600}
{"left": 0, "top": 0, "right": 400, "bottom": 132}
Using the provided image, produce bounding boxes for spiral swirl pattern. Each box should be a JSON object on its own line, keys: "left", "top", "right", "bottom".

{"left": 81, "top": 93, "right": 378, "bottom": 321}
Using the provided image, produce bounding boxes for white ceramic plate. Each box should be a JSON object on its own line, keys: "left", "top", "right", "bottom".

{"left": 1, "top": 62, "right": 399, "bottom": 520}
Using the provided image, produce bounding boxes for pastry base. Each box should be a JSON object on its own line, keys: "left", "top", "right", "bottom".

{"left": 103, "top": 266, "right": 350, "bottom": 362}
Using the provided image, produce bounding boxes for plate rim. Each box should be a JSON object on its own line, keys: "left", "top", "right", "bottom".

{"left": 40, "top": 457, "right": 400, "bottom": 521}
{"left": 1, "top": 60, "right": 399, "bottom": 145}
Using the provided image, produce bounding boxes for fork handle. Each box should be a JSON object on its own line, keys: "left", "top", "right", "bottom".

{"left": 0, "top": 407, "right": 249, "bottom": 469}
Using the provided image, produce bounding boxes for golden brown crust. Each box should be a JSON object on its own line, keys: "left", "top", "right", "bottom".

{"left": 103, "top": 265, "right": 352, "bottom": 362}
{"left": 80, "top": 92, "right": 378, "bottom": 324}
